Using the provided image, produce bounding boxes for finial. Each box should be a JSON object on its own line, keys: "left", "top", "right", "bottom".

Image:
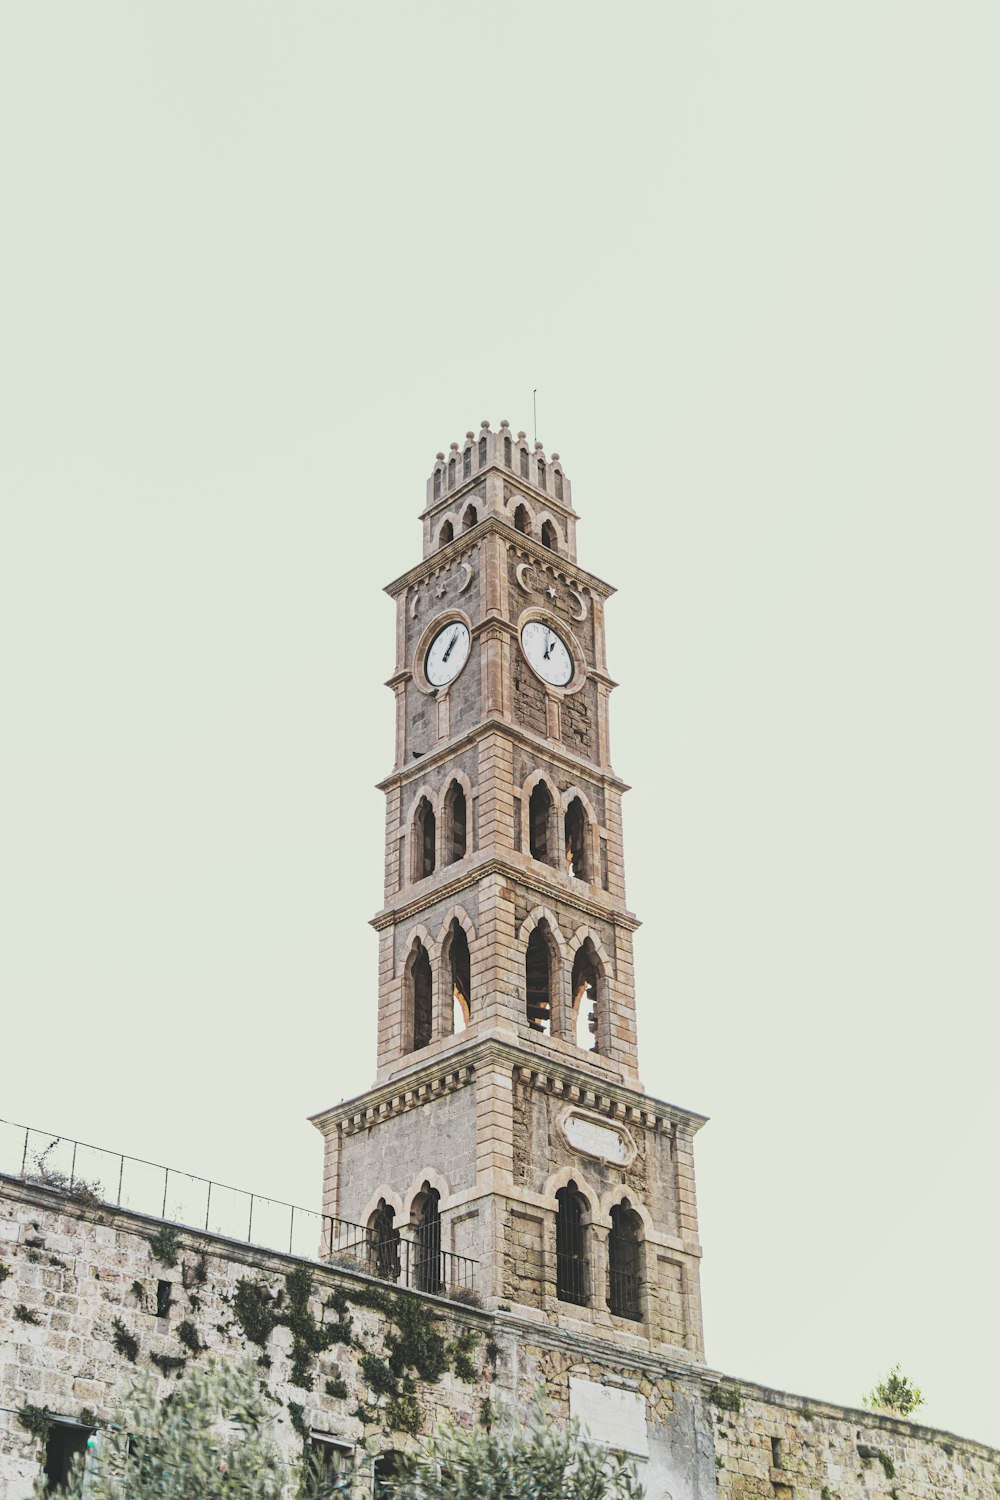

{"left": 436, "top": 452, "right": 445, "bottom": 462}
{"left": 500, "top": 419, "right": 510, "bottom": 429}
{"left": 517, "top": 430, "right": 526, "bottom": 440}
{"left": 466, "top": 431, "right": 475, "bottom": 440}
{"left": 534, "top": 440, "right": 543, "bottom": 450}
{"left": 450, "top": 442, "right": 460, "bottom": 452}
{"left": 551, "top": 453, "right": 559, "bottom": 461}
{"left": 481, "top": 419, "right": 490, "bottom": 429}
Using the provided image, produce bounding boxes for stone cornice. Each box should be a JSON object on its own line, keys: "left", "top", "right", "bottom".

{"left": 375, "top": 715, "right": 631, "bottom": 796}
{"left": 383, "top": 517, "right": 614, "bottom": 600}
{"left": 418, "top": 464, "right": 579, "bottom": 523}
{"left": 495, "top": 1306, "right": 701, "bottom": 1380}
{"left": 309, "top": 1037, "right": 708, "bottom": 1137}
{"left": 369, "top": 854, "right": 641, "bottom": 933}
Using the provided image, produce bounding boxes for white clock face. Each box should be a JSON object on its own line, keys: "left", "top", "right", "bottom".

{"left": 520, "top": 620, "right": 574, "bottom": 687}
{"left": 425, "top": 620, "right": 471, "bottom": 687}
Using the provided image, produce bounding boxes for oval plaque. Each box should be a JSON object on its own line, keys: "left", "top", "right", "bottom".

{"left": 561, "top": 1109, "right": 634, "bottom": 1166}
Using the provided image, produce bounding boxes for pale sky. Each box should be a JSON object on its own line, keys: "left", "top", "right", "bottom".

{"left": 2, "top": 1, "right": 998, "bottom": 1448}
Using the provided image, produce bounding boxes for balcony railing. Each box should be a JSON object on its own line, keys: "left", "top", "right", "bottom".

{"left": 0, "top": 1117, "right": 477, "bottom": 1297}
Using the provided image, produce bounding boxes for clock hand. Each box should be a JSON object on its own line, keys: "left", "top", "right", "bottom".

{"left": 543, "top": 632, "right": 553, "bottom": 660}
{"left": 442, "top": 627, "right": 460, "bottom": 662}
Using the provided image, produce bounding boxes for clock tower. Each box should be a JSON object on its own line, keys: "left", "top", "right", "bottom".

{"left": 312, "top": 421, "right": 706, "bottom": 1358}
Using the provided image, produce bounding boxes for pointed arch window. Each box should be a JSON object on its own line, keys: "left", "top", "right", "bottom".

{"left": 439, "top": 519, "right": 454, "bottom": 546}
{"left": 445, "top": 918, "right": 471, "bottom": 1033}
{"left": 525, "top": 924, "right": 552, "bottom": 1035}
{"left": 367, "top": 1200, "right": 401, "bottom": 1283}
{"left": 514, "top": 503, "right": 531, "bottom": 536}
{"left": 462, "top": 503, "right": 478, "bottom": 530}
{"left": 463, "top": 448, "right": 472, "bottom": 479}
{"left": 608, "top": 1200, "right": 642, "bottom": 1321}
{"left": 478, "top": 434, "right": 487, "bottom": 468}
{"left": 555, "top": 1182, "right": 588, "bottom": 1305}
{"left": 447, "top": 456, "right": 456, "bottom": 489}
{"left": 504, "top": 435, "right": 512, "bottom": 467}
{"left": 443, "top": 780, "right": 467, "bottom": 864}
{"left": 520, "top": 447, "right": 529, "bottom": 479}
{"left": 413, "top": 1183, "right": 442, "bottom": 1294}
{"left": 537, "top": 457, "right": 547, "bottom": 490}
{"left": 413, "top": 797, "right": 436, "bottom": 880}
{"left": 541, "top": 519, "right": 558, "bottom": 552}
{"left": 433, "top": 468, "right": 442, "bottom": 500}
{"left": 564, "top": 796, "right": 588, "bottom": 879}
{"left": 529, "top": 781, "right": 554, "bottom": 864}
{"left": 572, "top": 941, "right": 600, "bottom": 1053}
{"left": 407, "top": 939, "right": 433, "bottom": 1052}
{"left": 554, "top": 468, "right": 563, "bottom": 500}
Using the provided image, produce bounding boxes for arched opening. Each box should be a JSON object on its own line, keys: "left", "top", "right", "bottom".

{"left": 520, "top": 447, "right": 529, "bottom": 479}
{"left": 443, "top": 780, "right": 467, "bottom": 864}
{"left": 462, "top": 503, "right": 478, "bottom": 530}
{"left": 541, "top": 519, "right": 558, "bottom": 552}
{"left": 373, "top": 1452, "right": 402, "bottom": 1498}
{"left": 572, "top": 941, "right": 600, "bottom": 1053}
{"left": 525, "top": 923, "right": 553, "bottom": 1035}
{"left": 554, "top": 468, "right": 564, "bottom": 500}
{"left": 407, "top": 939, "right": 433, "bottom": 1052}
{"left": 463, "top": 447, "right": 472, "bottom": 479}
{"left": 413, "top": 1183, "right": 442, "bottom": 1294}
{"left": 555, "top": 1182, "right": 588, "bottom": 1305}
{"left": 529, "top": 780, "right": 554, "bottom": 864}
{"left": 513, "top": 502, "right": 531, "bottom": 535}
{"left": 608, "top": 1200, "right": 643, "bottom": 1321}
{"left": 478, "top": 434, "right": 487, "bottom": 467}
{"left": 433, "top": 469, "right": 442, "bottom": 500}
{"left": 413, "top": 797, "right": 436, "bottom": 880}
{"left": 367, "top": 1199, "right": 401, "bottom": 1283}
{"left": 537, "top": 457, "right": 547, "bottom": 490}
{"left": 439, "top": 519, "right": 454, "bottom": 546}
{"left": 445, "top": 918, "right": 471, "bottom": 1033}
{"left": 447, "top": 455, "right": 456, "bottom": 489}
{"left": 504, "top": 435, "right": 512, "bottom": 467}
{"left": 564, "top": 797, "right": 588, "bottom": 879}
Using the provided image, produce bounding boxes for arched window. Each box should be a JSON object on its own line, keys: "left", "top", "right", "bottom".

{"left": 413, "top": 1183, "right": 442, "bottom": 1294}
{"left": 407, "top": 940, "right": 433, "bottom": 1052}
{"left": 433, "top": 469, "right": 442, "bottom": 500}
{"left": 439, "top": 519, "right": 454, "bottom": 546}
{"left": 541, "top": 519, "right": 558, "bottom": 552}
{"left": 529, "top": 781, "right": 553, "bottom": 863}
{"left": 504, "top": 435, "right": 512, "bottom": 467}
{"left": 525, "top": 924, "right": 552, "bottom": 1035}
{"left": 447, "top": 455, "right": 456, "bottom": 489}
{"left": 478, "top": 434, "right": 487, "bottom": 467}
{"left": 514, "top": 503, "right": 531, "bottom": 536}
{"left": 445, "top": 918, "right": 471, "bottom": 1032}
{"left": 462, "top": 503, "right": 478, "bottom": 530}
{"left": 555, "top": 1182, "right": 588, "bottom": 1305}
{"left": 572, "top": 941, "right": 600, "bottom": 1052}
{"left": 608, "top": 1201, "right": 642, "bottom": 1321}
{"left": 443, "top": 780, "right": 467, "bottom": 864}
{"left": 564, "top": 796, "right": 588, "bottom": 879}
{"left": 367, "top": 1199, "right": 401, "bottom": 1283}
{"left": 520, "top": 447, "right": 529, "bottom": 479}
{"left": 374, "top": 1452, "right": 401, "bottom": 1498}
{"left": 554, "top": 468, "right": 563, "bottom": 501}
{"left": 413, "top": 797, "right": 436, "bottom": 880}
{"left": 463, "top": 447, "right": 471, "bottom": 479}
{"left": 537, "top": 457, "right": 547, "bottom": 490}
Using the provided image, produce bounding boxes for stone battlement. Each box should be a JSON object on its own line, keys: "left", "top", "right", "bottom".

{"left": 426, "top": 420, "right": 573, "bottom": 512}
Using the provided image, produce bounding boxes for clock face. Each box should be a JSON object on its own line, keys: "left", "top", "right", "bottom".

{"left": 425, "top": 620, "right": 471, "bottom": 687}
{"left": 520, "top": 620, "right": 574, "bottom": 687}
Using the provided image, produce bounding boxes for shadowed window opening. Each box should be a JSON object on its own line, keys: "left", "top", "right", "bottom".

{"left": 541, "top": 519, "right": 558, "bottom": 552}
{"left": 413, "top": 1184, "right": 442, "bottom": 1294}
{"left": 443, "top": 780, "right": 467, "bottom": 864}
{"left": 310, "top": 1435, "right": 351, "bottom": 1478}
{"left": 433, "top": 468, "right": 442, "bottom": 500}
{"left": 608, "top": 1200, "right": 642, "bottom": 1320}
{"left": 408, "top": 940, "right": 433, "bottom": 1052}
{"left": 447, "top": 456, "right": 456, "bottom": 489}
{"left": 537, "top": 457, "right": 546, "bottom": 490}
{"left": 525, "top": 924, "right": 552, "bottom": 1035}
{"left": 156, "top": 1280, "right": 172, "bottom": 1318}
{"left": 462, "top": 503, "right": 478, "bottom": 530}
{"left": 564, "top": 797, "right": 587, "bottom": 879}
{"left": 504, "top": 435, "right": 512, "bottom": 467}
{"left": 520, "top": 447, "right": 529, "bottom": 478}
{"left": 572, "top": 942, "right": 600, "bottom": 1053}
{"left": 529, "top": 781, "right": 553, "bottom": 863}
{"left": 446, "top": 918, "right": 471, "bottom": 1033}
{"left": 554, "top": 468, "right": 563, "bottom": 500}
{"left": 463, "top": 448, "right": 471, "bottom": 479}
{"left": 439, "top": 519, "right": 454, "bottom": 545}
{"left": 556, "top": 1183, "right": 588, "bottom": 1305}
{"left": 44, "top": 1421, "right": 92, "bottom": 1492}
{"left": 514, "top": 502, "right": 531, "bottom": 535}
{"left": 374, "top": 1451, "right": 402, "bottom": 1498}
{"left": 367, "top": 1200, "right": 401, "bottom": 1282}
{"left": 478, "top": 435, "right": 487, "bottom": 467}
{"left": 413, "top": 797, "right": 435, "bottom": 880}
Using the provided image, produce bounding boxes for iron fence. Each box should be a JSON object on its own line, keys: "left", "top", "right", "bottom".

{"left": 0, "top": 1117, "right": 476, "bottom": 1297}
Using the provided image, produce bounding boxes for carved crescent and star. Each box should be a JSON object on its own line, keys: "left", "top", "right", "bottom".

{"left": 515, "top": 560, "right": 589, "bottom": 619}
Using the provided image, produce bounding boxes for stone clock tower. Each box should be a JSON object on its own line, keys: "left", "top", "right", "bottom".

{"left": 312, "top": 421, "right": 706, "bottom": 1359}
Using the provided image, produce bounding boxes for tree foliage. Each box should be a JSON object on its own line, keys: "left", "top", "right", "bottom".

{"left": 34, "top": 1358, "right": 351, "bottom": 1499}
{"left": 385, "top": 1407, "right": 645, "bottom": 1500}
{"left": 863, "top": 1364, "right": 925, "bottom": 1417}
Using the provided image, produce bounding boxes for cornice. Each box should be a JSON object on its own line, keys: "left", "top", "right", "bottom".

{"left": 383, "top": 517, "right": 615, "bottom": 600}
{"left": 309, "top": 1036, "right": 708, "bottom": 1137}
{"left": 417, "top": 463, "right": 579, "bottom": 523}
{"left": 375, "top": 715, "right": 631, "bottom": 795}
{"left": 494, "top": 1306, "right": 702, "bottom": 1380}
{"left": 369, "top": 854, "right": 641, "bottom": 933}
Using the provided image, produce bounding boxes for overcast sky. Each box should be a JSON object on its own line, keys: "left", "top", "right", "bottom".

{"left": 2, "top": 0, "right": 997, "bottom": 1448}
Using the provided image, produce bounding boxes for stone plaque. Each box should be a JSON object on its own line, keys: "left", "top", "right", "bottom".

{"left": 570, "top": 1376, "right": 649, "bottom": 1457}
{"left": 560, "top": 1109, "right": 634, "bottom": 1166}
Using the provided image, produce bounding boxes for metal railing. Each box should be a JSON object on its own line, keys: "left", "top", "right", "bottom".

{"left": 0, "top": 1117, "right": 477, "bottom": 1297}
{"left": 555, "top": 1248, "right": 588, "bottom": 1307}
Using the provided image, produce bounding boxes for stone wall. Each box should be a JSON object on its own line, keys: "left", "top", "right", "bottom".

{"left": 1, "top": 1179, "right": 996, "bottom": 1500}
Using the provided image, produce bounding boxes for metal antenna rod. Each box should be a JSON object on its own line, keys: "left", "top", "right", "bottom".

{"left": 533, "top": 389, "right": 538, "bottom": 444}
